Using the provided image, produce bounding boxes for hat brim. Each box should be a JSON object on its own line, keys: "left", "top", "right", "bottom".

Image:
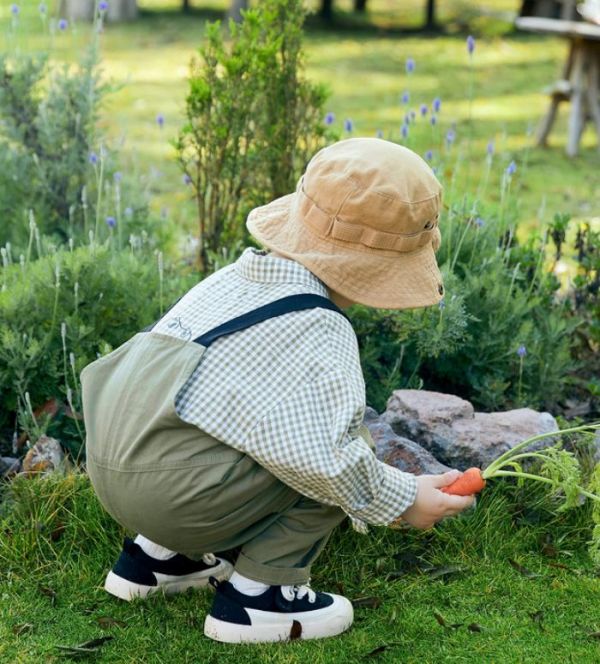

{"left": 246, "top": 193, "right": 444, "bottom": 310}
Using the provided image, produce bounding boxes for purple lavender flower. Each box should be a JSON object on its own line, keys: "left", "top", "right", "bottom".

{"left": 404, "top": 113, "right": 411, "bottom": 125}
{"left": 113, "top": 171, "right": 122, "bottom": 182}
{"left": 430, "top": 115, "right": 437, "bottom": 126}
{"left": 475, "top": 217, "right": 484, "bottom": 228}
{"left": 89, "top": 152, "right": 98, "bottom": 165}
{"left": 432, "top": 97, "right": 441, "bottom": 113}
{"left": 439, "top": 299, "right": 445, "bottom": 310}
{"left": 324, "top": 112, "right": 335, "bottom": 126}
{"left": 11, "top": 4, "right": 19, "bottom": 15}
{"left": 156, "top": 113, "right": 165, "bottom": 129}
{"left": 487, "top": 140, "right": 495, "bottom": 156}
{"left": 401, "top": 124, "right": 409, "bottom": 139}
{"left": 58, "top": 18, "right": 68, "bottom": 30}
{"left": 424, "top": 150, "right": 433, "bottom": 162}
{"left": 401, "top": 90, "right": 410, "bottom": 104}
{"left": 406, "top": 57, "right": 415, "bottom": 74}
{"left": 105, "top": 216, "right": 116, "bottom": 228}
{"left": 446, "top": 129, "right": 456, "bottom": 146}
{"left": 344, "top": 118, "right": 353, "bottom": 133}
{"left": 124, "top": 207, "right": 133, "bottom": 218}
{"left": 420, "top": 104, "right": 428, "bottom": 117}
{"left": 39, "top": 3, "right": 47, "bottom": 13}
{"left": 467, "top": 35, "right": 475, "bottom": 55}
{"left": 183, "top": 174, "right": 192, "bottom": 185}
{"left": 99, "top": 1, "right": 109, "bottom": 10}
{"left": 375, "top": 129, "right": 383, "bottom": 139}
{"left": 409, "top": 110, "right": 416, "bottom": 122}
{"left": 506, "top": 160, "right": 517, "bottom": 176}
{"left": 517, "top": 344, "right": 527, "bottom": 358}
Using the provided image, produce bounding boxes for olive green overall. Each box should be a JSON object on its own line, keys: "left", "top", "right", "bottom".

{"left": 81, "top": 294, "right": 373, "bottom": 585}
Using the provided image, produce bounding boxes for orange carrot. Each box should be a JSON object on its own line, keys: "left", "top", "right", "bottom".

{"left": 441, "top": 467, "right": 486, "bottom": 496}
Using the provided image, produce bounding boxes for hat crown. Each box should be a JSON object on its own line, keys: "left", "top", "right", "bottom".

{"left": 298, "top": 138, "right": 442, "bottom": 253}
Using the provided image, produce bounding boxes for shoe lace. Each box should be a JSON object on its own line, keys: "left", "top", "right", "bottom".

{"left": 202, "top": 553, "right": 217, "bottom": 565}
{"left": 281, "top": 581, "right": 316, "bottom": 604}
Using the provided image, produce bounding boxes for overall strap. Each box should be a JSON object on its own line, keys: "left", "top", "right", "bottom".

{"left": 193, "top": 294, "right": 350, "bottom": 348}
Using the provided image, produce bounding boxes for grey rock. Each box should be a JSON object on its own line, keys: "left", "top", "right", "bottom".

{"left": 363, "top": 406, "right": 451, "bottom": 475}
{"left": 0, "top": 456, "right": 20, "bottom": 477}
{"left": 22, "top": 435, "right": 66, "bottom": 476}
{"left": 383, "top": 390, "right": 559, "bottom": 470}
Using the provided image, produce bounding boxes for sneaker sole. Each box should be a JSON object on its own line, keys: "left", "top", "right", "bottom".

{"left": 203, "top": 598, "right": 354, "bottom": 643}
{"left": 104, "top": 559, "right": 233, "bottom": 601}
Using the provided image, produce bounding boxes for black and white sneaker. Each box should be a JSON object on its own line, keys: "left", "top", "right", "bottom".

{"left": 104, "top": 537, "right": 233, "bottom": 601}
{"left": 203, "top": 578, "right": 354, "bottom": 643}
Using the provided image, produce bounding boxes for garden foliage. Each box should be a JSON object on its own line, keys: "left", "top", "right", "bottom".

{"left": 176, "top": 0, "right": 332, "bottom": 271}
{"left": 351, "top": 201, "right": 580, "bottom": 413}
{"left": 0, "top": 238, "right": 194, "bottom": 460}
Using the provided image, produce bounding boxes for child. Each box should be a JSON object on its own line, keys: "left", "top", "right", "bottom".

{"left": 80, "top": 137, "right": 474, "bottom": 644}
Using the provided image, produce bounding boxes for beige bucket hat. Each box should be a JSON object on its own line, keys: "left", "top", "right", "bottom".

{"left": 246, "top": 137, "right": 444, "bottom": 309}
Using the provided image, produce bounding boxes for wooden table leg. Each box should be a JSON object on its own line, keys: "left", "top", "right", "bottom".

{"left": 536, "top": 39, "right": 576, "bottom": 147}
{"left": 584, "top": 43, "right": 600, "bottom": 153}
{"left": 567, "top": 40, "right": 585, "bottom": 157}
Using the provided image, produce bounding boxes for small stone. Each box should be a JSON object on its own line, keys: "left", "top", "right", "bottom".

{"left": 363, "top": 407, "right": 450, "bottom": 475}
{"left": 0, "top": 456, "right": 20, "bottom": 477}
{"left": 22, "top": 436, "right": 66, "bottom": 476}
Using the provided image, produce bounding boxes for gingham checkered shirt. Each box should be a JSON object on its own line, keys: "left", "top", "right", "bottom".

{"left": 153, "top": 247, "right": 418, "bottom": 531}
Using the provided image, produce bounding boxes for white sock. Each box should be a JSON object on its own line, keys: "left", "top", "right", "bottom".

{"left": 134, "top": 534, "right": 177, "bottom": 560}
{"left": 229, "top": 571, "right": 270, "bottom": 596}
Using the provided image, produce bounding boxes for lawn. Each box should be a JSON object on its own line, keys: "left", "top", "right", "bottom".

{"left": 1, "top": 473, "right": 600, "bottom": 662}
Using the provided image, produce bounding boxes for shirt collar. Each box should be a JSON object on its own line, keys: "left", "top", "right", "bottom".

{"left": 234, "top": 247, "right": 330, "bottom": 297}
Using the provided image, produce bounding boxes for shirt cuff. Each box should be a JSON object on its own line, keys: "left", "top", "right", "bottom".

{"left": 350, "top": 462, "right": 418, "bottom": 526}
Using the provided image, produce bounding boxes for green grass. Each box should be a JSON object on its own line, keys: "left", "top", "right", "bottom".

{"left": 2, "top": 472, "right": 600, "bottom": 663}
{"left": 2, "top": 0, "right": 599, "bottom": 245}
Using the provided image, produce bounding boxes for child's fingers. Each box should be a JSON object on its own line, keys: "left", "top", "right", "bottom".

{"left": 442, "top": 493, "right": 476, "bottom": 514}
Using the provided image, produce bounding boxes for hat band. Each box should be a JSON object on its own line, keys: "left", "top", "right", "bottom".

{"left": 297, "top": 186, "right": 439, "bottom": 254}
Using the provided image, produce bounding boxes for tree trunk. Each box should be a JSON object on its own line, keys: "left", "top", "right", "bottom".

{"left": 354, "top": 0, "right": 367, "bottom": 12}
{"left": 228, "top": 0, "right": 248, "bottom": 23}
{"left": 60, "top": 0, "right": 138, "bottom": 21}
{"left": 321, "top": 0, "right": 333, "bottom": 21}
{"left": 424, "top": 0, "right": 437, "bottom": 29}
{"left": 182, "top": 0, "right": 191, "bottom": 12}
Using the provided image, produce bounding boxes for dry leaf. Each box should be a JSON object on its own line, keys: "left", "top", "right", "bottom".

{"left": 528, "top": 610, "right": 545, "bottom": 631}
{"left": 96, "top": 616, "right": 126, "bottom": 629}
{"left": 55, "top": 636, "right": 114, "bottom": 656}
{"left": 508, "top": 559, "right": 541, "bottom": 578}
{"left": 422, "top": 564, "right": 466, "bottom": 580}
{"left": 433, "top": 610, "right": 447, "bottom": 627}
{"left": 39, "top": 585, "right": 57, "bottom": 605}
{"left": 12, "top": 623, "right": 34, "bottom": 636}
{"left": 364, "top": 643, "right": 401, "bottom": 658}
{"left": 352, "top": 597, "right": 382, "bottom": 609}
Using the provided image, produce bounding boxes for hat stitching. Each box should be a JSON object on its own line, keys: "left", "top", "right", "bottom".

{"left": 343, "top": 174, "right": 442, "bottom": 205}
{"left": 300, "top": 184, "right": 439, "bottom": 239}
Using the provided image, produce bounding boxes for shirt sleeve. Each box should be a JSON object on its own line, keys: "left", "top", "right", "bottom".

{"left": 241, "top": 365, "right": 418, "bottom": 526}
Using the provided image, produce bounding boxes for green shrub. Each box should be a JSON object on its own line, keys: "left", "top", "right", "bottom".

{"left": 176, "top": 0, "right": 332, "bottom": 272}
{"left": 0, "top": 16, "right": 163, "bottom": 253}
{"left": 350, "top": 198, "right": 579, "bottom": 414}
{"left": 0, "top": 238, "right": 194, "bottom": 460}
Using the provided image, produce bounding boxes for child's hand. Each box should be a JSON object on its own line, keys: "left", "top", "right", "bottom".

{"left": 400, "top": 470, "right": 475, "bottom": 530}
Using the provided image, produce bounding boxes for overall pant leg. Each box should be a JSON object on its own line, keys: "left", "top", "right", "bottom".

{"left": 233, "top": 495, "right": 347, "bottom": 586}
